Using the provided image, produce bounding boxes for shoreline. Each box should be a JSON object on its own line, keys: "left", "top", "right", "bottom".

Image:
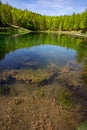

{"left": 39, "top": 30, "right": 87, "bottom": 38}
{"left": 0, "top": 26, "right": 31, "bottom": 35}
{"left": 0, "top": 27, "right": 87, "bottom": 39}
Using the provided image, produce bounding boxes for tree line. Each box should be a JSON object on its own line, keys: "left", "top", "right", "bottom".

{"left": 0, "top": 1, "right": 87, "bottom": 32}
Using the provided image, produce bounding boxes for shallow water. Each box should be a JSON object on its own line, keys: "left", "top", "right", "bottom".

{"left": 0, "top": 33, "right": 87, "bottom": 83}
{"left": 0, "top": 33, "right": 87, "bottom": 130}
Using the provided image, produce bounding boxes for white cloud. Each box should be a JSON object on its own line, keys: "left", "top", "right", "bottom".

{"left": 1, "top": 0, "right": 87, "bottom": 15}
{"left": 23, "top": 0, "right": 73, "bottom": 15}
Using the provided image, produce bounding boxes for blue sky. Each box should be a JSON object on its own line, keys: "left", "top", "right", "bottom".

{"left": 1, "top": 0, "right": 87, "bottom": 16}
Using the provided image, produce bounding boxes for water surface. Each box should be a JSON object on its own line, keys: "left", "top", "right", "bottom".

{"left": 0, "top": 33, "right": 87, "bottom": 85}
{"left": 0, "top": 33, "right": 87, "bottom": 70}
{"left": 0, "top": 33, "right": 87, "bottom": 130}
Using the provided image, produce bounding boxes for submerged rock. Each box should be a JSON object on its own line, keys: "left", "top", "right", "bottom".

{"left": 0, "top": 75, "right": 16, "bottom": 85}
{"left": 0, "top": 66, "right": 58, "bottom": 86}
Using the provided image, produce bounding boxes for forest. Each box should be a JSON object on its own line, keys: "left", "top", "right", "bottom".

{"left": 0, "top": 0, "right": 87, "bottom": 32}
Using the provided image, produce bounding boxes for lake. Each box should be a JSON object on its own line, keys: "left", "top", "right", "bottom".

{"left": 0, "top": 32, "right": 87, "bottom": 130}
{"left": 0, "top": 33, "right": 87, "bottom": 69}
{"left": 0, "top": 32, "right": 87, "bottom": 87}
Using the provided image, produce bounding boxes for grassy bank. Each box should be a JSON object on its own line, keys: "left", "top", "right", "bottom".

{"left": 0, "top": 25, "right": 30, "bottom": 35}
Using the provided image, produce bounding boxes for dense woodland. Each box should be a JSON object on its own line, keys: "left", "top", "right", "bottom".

{"left": 0, "top": 1, "right": 87, "bottom": 32}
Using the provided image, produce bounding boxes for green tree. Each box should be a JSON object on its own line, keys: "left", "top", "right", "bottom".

{"left": 80, "top": 11, "right": 87, "bottom": 33}
{"left": 1, "top": 3, "right": 12, "bottom": 25}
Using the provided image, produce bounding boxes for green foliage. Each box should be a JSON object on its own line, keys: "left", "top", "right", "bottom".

{"left": 73, "top": 14, "right": 81, "bottom": 30}
{"left": 80, "top": 11, "right": 87, "bottom": 33}
{"left": 0, "top": 1, "right": 87, "bottom": 32}
{"left": 55, "top": 88, "right": 73, "bottom": 107}
{"left": 0, "top": 3, "right": 12, "bottom": 25}
{"left": 77, "top": 121, "right": 87, "bottom": 130}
